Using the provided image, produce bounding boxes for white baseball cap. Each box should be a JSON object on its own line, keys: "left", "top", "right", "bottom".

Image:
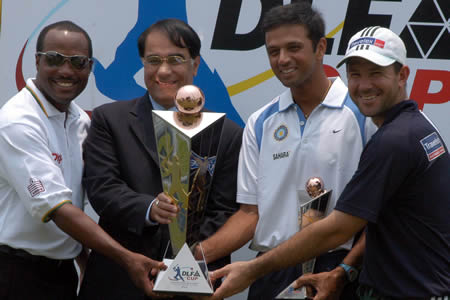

{"left": 336, "top": 26, "right": 406, "bottom": 68}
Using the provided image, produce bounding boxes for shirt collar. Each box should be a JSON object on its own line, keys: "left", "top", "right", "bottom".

{"left": 278, "top": 89, "right": 297, "bottom": 112}
{"left": 321, "top": 77, "right": 348, "bottom": 108}
{"left": 26, "top": 78, "right": 80, "bottom": 119}
{"left": 148, "top": 93, "right": 177, "bottom": 111}
{"left": 382, "top": 100, "right": 417, "bottom": 126}
{"left": 278, "top": 77, "right": 348, "bottom": 112}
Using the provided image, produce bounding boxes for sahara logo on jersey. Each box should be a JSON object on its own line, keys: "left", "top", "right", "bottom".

{"left": 273, "top": 151, "right": 291, "bottom": 161}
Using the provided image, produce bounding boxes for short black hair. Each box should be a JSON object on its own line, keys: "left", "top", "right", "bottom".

{"left": 137, "top": 18, "right": 201, "bottom": 59}
{"left": 262, "top": 2, "right": 325, "bottom": 51}
{"left": 36, "top": 20, "right": 93, "bottom": 58}
{"left": 393, "top": 61, "right": 403, "bottom": 73}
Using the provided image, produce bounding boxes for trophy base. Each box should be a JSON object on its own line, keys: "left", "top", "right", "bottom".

{"left": 275, "top": 282, "right": 308, "bottom": 299}
{"left": 153, "top": 243, "right": 213, "bottom": 295}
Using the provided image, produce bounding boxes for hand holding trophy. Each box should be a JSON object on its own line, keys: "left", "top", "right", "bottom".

{"left": 152, "top": 85, "right": 225, "bottom": 296}
{"left": 277, "top": 177, "right": 332, "bottom": 299}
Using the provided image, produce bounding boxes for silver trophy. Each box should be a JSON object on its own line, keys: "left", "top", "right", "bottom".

{"left": 298, "top": 177, "right": 331, "bottom": 274}
{"left": 152, "top": 85, "right": 224, "bottom": 295}
{"left": 277, "top": 177, "right": 332, "bottom": 299}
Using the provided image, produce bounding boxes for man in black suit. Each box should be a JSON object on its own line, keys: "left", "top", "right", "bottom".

{"left": 78, "top": 19, "right": 243, "bottom": 299}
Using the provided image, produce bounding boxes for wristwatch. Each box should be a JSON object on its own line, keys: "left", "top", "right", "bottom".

{"left": 339, "top": 263, "right": 359, "bottom": 282}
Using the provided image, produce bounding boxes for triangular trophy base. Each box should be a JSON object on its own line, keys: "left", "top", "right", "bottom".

{"left": 154, "top": 243, "right": 213, "bottom": 295}
{"left": 275, "top": 281, "right": 308, "bottom": 299}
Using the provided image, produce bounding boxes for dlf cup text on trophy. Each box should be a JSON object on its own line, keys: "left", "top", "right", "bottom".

{"left": 152, "top": 85, "right": 226, "bottom": 296}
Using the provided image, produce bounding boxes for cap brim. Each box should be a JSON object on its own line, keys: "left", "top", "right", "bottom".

{"left": 336, "top": 50, "right": 396, "bottom": 68}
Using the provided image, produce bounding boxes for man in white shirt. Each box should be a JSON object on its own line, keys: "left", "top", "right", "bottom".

{"left": 208, "top": 26, "right": 450, "bottom": 300}
{"left": 0, "top": 20, "right": 164, "bottom": 300}
{"left": 194, "top": 3, "right": 376, "bottom": 299}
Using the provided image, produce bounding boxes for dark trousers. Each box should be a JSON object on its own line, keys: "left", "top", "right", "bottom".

{"left": 0, "top": 246, "right": 77, "bottom": 300}
{"left": 356, "top": 285, "right": 447, "bottom": 300}
{"left": 248, "top": 249, "right": 359, "bottom": 300}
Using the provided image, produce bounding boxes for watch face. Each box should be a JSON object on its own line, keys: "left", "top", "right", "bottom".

{"left": 348, "top": 269, "right": 358, "bottom": 282}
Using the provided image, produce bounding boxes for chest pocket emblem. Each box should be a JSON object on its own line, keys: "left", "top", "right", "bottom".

{"left": 274, "top": 125, "right": 289, "bottom": 141}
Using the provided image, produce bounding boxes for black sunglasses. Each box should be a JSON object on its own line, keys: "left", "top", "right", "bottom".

{"left": 36, "top": 51, "right": 92, "bottom": 70}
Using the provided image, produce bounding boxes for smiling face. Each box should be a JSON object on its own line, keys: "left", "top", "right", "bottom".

{"left": 142, "top": 30, "right": 200, "bottom": 109}
{"left": 34, "top": 29, "right": 92, "bottom": 112}
{"left": 265, "top": 24, "right": 325, "bottom": 90}
{"left": 347, "top": 57, "right": 409, "bottom": 126}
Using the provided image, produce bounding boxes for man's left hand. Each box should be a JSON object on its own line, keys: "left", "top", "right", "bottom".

{"left": 292, "top": 268, "right": 346, "bottom": 300}
{"left": 150, "top": 193, "right": 179, "bottom": 224}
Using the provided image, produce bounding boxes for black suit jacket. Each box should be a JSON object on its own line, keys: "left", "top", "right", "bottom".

{"left": 78, "top": 94, "right": 242, "bottom": 299}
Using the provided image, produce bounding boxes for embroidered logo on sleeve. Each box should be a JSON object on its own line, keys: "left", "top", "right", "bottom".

{"left": 27, "top": 178, "right": 46, "bottom": 197}
{"left": 420, "top": 132, "right": 446, "bottom": 161}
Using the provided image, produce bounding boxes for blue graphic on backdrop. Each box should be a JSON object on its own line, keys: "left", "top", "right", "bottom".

{"left": 93, "top": 0, "right": 244, "bottom": 126}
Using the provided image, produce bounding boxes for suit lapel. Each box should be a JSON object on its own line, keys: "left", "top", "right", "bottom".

{"left": 129, "top": 94, "right": 160, "bottom": 166}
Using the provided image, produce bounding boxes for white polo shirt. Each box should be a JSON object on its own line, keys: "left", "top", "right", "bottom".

{"left": 0, "top": 78, "right": 90, "bottom": 259}
{"left": 237, "top": 77, "right": 376, "bottom": 252}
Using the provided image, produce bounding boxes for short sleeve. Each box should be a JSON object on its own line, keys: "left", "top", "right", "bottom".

{"left": 236, "top": 120, "right": 259, "bottom": 205}
{"left": 0, "top": 122, "right": 72, "bottom": 222}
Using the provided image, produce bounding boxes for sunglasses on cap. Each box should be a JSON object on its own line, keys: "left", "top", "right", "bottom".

{"left": 36, "top": 51, "right": 92, "bottom": 70}
{"left": 142, "top": 55, "right": 188, "bottom": 66}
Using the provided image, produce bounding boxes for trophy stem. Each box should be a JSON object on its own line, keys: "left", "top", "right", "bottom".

{"left": 276, "top": 188, "right": 332, "bottom": 299}
{"left": 298, "top": 190, "right": 332, "bottom": 275}
{"left": 153, "top": 108, "right": 225, "bottom": 256}
{"left": 302, "top": 259, "right": 316, "bottom": 275}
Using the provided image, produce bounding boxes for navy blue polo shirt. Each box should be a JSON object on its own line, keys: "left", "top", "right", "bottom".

{"left": 335, "top": 100, "right": 450, "bottom": 298}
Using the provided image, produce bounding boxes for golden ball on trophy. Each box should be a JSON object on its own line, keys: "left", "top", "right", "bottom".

{"left": 175, "top": 85, "right": 204, "bottom": 114}
{"left": 174, "top": 85, "right": 204, "bottom": 128}
{"left": 305, "top": 177, "right": 325, "bottom": 198}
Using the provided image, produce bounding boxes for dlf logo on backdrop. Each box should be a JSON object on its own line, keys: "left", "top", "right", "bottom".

{"left": 5, "top": 0, "right": 450, "bottom": 130}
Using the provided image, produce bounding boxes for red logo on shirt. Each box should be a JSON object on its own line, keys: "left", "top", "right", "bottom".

{"left": 27, "top": 178, "right": 45, "bottom": 197}
{"left": 52, "top": 153, "right": 62, "bottom": 164}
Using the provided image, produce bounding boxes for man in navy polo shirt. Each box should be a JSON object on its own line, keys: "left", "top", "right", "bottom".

{"left": 208, "top": 26, "right": 450, "bottom": 300}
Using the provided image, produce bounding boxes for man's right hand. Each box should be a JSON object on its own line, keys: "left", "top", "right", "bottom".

{"left": 150, "top": 193, "right": 179, "bottom": 224}
{"left": 208, "top": 261, "right": 258, "bottom": 300}
{"left": 292, "top": 268, "right": 347, "bottom": 300}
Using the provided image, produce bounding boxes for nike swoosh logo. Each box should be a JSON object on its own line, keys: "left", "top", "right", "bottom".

{"left": 332, "top": 129, "right": 342, "bottom": 133}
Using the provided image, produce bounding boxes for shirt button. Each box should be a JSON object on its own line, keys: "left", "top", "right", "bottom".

{"left": 300, "top": 121, "right": 305, "bottom": 126}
